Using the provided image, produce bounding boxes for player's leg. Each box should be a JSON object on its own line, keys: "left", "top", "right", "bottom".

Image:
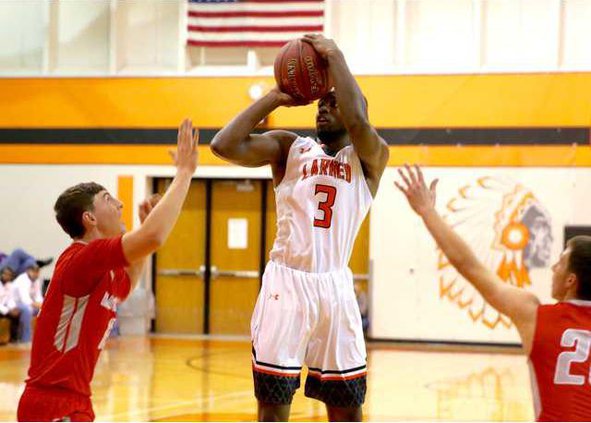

{"left": 304, "top": 269, "right": 367, "bottom": 421}
{"left": 326, "top": 405, "right": 362, "bottom": 422}
{"left": 252, "top": 366, "right": 300, "bottom": 421}
{"left": 17, "top": 386, "right": 95, "bottom": 422}
{"left": 257, "top": 402, "right": 291, "bottom": 421}
{"left": 251, "top": 262, "right": 311, "bottom": 422}
{"left": 305, "top": 372, "right": 366, "bottom": 422}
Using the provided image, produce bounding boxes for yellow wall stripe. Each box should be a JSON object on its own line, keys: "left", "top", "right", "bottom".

{"left": 0, "top": 144, "right": 589, "bottom": 167}
{"left": 1, "top": 74, "right": 591, "bottom": 128}
{"left": 388, "top": 145, "right": 591, "bottom": 167}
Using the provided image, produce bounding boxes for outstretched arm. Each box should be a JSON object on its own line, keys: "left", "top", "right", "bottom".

{"left": 395, "top": 165, "right": 540, "bottom": 353}
{"left": 303, "top": 34, "right": 389, "bottom": 196}
{"left": 121, "top": 119, "right": 198, "bottom": 264}
{"left": 210, "top": 88, "right": 299, "bottom": 182}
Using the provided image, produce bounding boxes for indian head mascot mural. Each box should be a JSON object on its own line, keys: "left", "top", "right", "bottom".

{"left": 438, "top": 176, "right": 553, "bottom": 329}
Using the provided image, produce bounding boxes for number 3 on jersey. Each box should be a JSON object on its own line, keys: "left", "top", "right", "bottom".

{"left": 314, "top": 184, "right": 337, "bottom": 229}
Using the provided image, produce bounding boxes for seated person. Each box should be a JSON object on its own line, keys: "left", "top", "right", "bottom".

{"left": 0, "top": 248, "right": 52, "bottom": 277}
{"left": 12, "top": 265, "right": 43, "bottom": 343}
{"left": 0, "top": 268, "right": 20, "bottom": 342}
{"left": 1, "top": 267, "right": 15, "bottom": 285}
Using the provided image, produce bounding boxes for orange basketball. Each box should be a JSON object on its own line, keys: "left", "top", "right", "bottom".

{"left": 273, "top": 39, "right": 330, "bottom": 103}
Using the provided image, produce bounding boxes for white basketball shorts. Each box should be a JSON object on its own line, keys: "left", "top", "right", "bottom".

{"left": 251, "top": 260, "right": 367, "bottom": 407}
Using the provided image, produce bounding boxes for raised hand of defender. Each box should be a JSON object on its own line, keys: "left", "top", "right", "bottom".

{"left": 139, "top": 194, "right": 162, "bottom": 224}
{"left": 170, "top": 119, "right": 198, "bottom": 174}
{"left": 302, "top": 33, "right": 340, "bottom": 60}
{"left": 395, "top": 164, "right": 439, "bottom": 217}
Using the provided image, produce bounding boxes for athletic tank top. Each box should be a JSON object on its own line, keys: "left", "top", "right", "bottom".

{"left": 269, "top": 136, "right": 372, "bottom": 273}
{"left": 528, "top": 300, "right": 591, "bottom": 421}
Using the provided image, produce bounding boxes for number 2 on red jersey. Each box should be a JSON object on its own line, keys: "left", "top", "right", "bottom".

{"left": 554, "top": 328, "right": 591, "bottom": 385}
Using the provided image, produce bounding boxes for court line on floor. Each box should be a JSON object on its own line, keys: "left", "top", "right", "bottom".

{"left": 98, "top": 389, "right": 253, "bottom": 421}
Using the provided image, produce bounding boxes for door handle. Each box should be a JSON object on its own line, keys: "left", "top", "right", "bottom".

{"left": 210, "top": 266, "right": 259, "bottom": 279}
{"left": 158, "top": 265, "right": 205, "bottom": 278}
{"left": 353, "top": 274, "right": 369, "bottom": 281}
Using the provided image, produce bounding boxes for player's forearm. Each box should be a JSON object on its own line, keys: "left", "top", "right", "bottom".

{"left": 326, "top": 50, "right": 385, "bottom": 162}
{"left": 326, "top": 50, "right": 368, "bottom": 131}
{"left": 142, "top": 170, "right": 192, "bottom": 242}
{"left": 211, "top": 93, "right": 281, "bottom": 159}
{"left": 420, "top": 208, "right": 498, "bottom": 297}
{"left": 126, "top": 170, "right": 192, "bottom": 258}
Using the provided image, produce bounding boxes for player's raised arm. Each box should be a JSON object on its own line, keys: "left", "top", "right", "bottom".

{"left": 121, "top": 119, "right": 197, "bottom": 263}
{"left": 303, "top": 34, "right": 389, "bottom": 196}
{"left": 395, "top": 164, "right": 540, "bottom": 351}
{"left": 210, "top": 88, "right": 298, "bottom": 169}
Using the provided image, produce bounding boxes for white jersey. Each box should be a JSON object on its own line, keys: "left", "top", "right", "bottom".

{"left": 269, "top": 136, "right": 372, "bottom": 273}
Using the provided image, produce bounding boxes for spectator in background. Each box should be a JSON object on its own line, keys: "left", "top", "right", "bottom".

{"left": 1, "top": 267, "right": 15, "bottom": 285}
{"left": 12, "top": 265, "right": 43, "bottom": 343}
{"left": 0, "top": 267, "right": 20, "bottom": 342}
{"left": 0, "top": 248, "right": 52, "bottom": 277}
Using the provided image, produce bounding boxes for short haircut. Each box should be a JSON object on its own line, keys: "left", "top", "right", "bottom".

{"left": 54, "top": 182, "right": 105, "bottom": 239}
{"left": 567, "top": 235, "right": 591, "bottom": 300}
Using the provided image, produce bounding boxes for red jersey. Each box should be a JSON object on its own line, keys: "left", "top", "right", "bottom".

{"left": 25, "top": 237, "right": 130, "bottom": 397}
{"left": 529, "top": 300, "right": 591, "bottom": 421}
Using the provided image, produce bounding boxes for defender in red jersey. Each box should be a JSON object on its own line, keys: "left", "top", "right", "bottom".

{"left": 17, "top": 120, "right": 199, "bottom": 422}
{"left": 397, "top": 165, "right": 591, "bottom": 422}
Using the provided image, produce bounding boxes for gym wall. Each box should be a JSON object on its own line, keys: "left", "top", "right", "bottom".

{"left": 1, "top": 73, "right": 589, "bottom": 344}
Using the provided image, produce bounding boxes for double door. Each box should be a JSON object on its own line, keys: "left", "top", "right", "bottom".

{"left": 154, "top": 178, "right": 369, "bottom": 336}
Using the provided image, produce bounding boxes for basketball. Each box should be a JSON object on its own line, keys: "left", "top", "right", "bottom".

{"left": 273, "top": 39, "right": 330, "bottom": 103}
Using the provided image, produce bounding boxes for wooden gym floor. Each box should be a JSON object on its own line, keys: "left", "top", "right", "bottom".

{"left": 0, "top": 337, "right": 533, "bottom": 421}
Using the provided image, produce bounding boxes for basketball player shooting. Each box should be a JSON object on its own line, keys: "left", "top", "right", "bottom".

{"left": 211, "top": 34, "right": 389, "bottom": 421}
{"left": 396, "top": 164, "right": 591, "bottom": 421}
{"left": 16, "top": 120, "right": 198, "bottom": 422}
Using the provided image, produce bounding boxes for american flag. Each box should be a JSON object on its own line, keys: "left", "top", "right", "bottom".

{"left": 187, "top": 0, "right": 325, "bottom": 48}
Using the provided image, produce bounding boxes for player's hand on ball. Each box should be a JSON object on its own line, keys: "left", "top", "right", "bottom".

{"left": 270, "top": 86, "right": 309, "bottom": 107}
{"left": 395, "top": 164, "right": 439, "bottom": 217}
{"left": 302, "top": 34, "right": 340, "bottom": 60}
{"left": 170, "top": 119, "right": 198, "bottom": 175}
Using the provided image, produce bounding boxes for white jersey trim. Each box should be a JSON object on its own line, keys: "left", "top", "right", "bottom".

{"left": 54, "top": 294, "right": 90, "bottom": 353}
{"left": 528, "top": 359, "right": 542, "bottom": 420}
